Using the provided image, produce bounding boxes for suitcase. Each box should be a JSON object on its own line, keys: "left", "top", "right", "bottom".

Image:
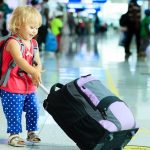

{"left": 42, "top": 75, "right": 139, "bottom": 150}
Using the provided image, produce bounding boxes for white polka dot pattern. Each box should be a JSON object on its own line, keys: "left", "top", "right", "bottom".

{"left": 0, "top": 90, "right": 39, "bottom": 134}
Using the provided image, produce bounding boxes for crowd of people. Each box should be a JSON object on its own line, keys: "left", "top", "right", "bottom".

{"left": 1, "top": 0, "right": 150, "bottom": 59}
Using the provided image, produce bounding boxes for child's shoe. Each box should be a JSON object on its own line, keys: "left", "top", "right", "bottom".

{"left": 27, "top": 132, "right": 41, "bottom": 143}
{"left": 8, "top": 134, "right": 25, "bottom": 147}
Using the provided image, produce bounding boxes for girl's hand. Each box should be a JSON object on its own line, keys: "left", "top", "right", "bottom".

{"left": 31, "top": 68, "right": 41, "bottom": 86}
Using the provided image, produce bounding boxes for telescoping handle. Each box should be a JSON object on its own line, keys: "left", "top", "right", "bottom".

{"left": 39, "top": 83, "right": 49, "bottom": 95}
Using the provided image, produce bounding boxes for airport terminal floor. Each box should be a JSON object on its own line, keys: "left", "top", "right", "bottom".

{"left": 0, "top": 28, "right": 150, "bottom": 149}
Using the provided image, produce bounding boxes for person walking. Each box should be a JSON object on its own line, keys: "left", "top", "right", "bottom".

{"left": 50, "top": 11, "right": 63, "bottom": 53}
{"left": 123, "top": 0, "right": 141, "bottom": 59}
{"left": 0, "top": 5, "right": 42, "bottom": 147}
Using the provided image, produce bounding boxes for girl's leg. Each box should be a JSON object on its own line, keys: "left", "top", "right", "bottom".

{"left": 23, "top": 92, "right": 41, "bottom": 142}
{"left": 0, "top": 90, "right": 25, "bottom": 134}
{"left": 0, "top": 90, "right": 26, "bottom": 146}
{"left": 23, "top": 92, "right": 39, "bottom": 132}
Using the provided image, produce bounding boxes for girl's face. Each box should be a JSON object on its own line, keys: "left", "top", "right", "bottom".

{"left": 18, "top": 22, "right": 39, "bottom": 40}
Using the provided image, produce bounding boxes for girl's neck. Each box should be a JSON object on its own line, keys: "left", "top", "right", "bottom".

{"left": 16, "top": 33, "right": 30, "bottom": 43}
{"left": 16, "top": 33, "right": 25, "bottom": 40}
{"left": 15, "top": 33, "right": 31, "bottom": 48}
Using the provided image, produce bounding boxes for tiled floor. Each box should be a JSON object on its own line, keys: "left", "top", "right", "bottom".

{"left": 0, "top": 28, "right": 150, "bottom": 149}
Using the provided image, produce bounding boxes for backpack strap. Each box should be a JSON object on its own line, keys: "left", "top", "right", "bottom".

{"left": 0, "top": 36, "right": 25, "bottom": 87}
{"left": 0, "top": 59, "right": 16, "bottom": 86}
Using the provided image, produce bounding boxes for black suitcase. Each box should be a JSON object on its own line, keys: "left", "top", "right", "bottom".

{"left": 43, "top": 82, "right": 138, "bottom": 150}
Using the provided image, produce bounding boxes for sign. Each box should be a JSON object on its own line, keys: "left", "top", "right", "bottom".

{"left": 69, "top": 0, "right": 81, "bottom": 2}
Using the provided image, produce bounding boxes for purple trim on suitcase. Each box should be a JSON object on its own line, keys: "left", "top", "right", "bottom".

{"left": 77, "top": 75, "right": 97, "bottom": 85}
{"left": 99, "top": 120, "right": 118, "bottom": 132}
{"left": 99, "top": 102, "right": 136, "bottom": 132}
{"left": 80, "top": 87, "right": 100, "bottom": 106}
{"left": 77, "top": 76, "right": 100, "bottom": 106}
{"left": 108, "top": 102, "right": 135, "bottom": 130}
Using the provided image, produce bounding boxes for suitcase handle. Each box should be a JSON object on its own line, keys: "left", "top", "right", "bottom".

{"left": 50, "top": 83, "right": 64, "bottom": 93}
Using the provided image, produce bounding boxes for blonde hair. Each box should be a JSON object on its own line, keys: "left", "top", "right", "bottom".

{"left": 9, "top": 5, "right": 42, "bottom": 34}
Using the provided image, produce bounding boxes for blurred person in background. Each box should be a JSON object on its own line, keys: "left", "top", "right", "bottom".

{"left": 94, "top": 13, "right": 100, "bottom": 34}
{"left": 67, "top": 12, "right": 75, "bottom": 36}
{"left": 123, "top": 0, "right": 141, "bottom": 59}
{"left": 50, "top": 11, "right": 63, "bottom": 53}
{"left": 140, "top": 9, "right": 150, "bottom": 57}
{"left": 30, "top": 0, "right": 41, "bottom": 10}
{"left": 0, "top": 0, "right": 12, "bottom": 36}
{"left": 36, "top": 0, "right": 50, "bottom": 51}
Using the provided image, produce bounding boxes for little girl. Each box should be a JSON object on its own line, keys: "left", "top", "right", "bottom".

{"left": 0, "top": 5, "right": 42, "bottom": 147}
